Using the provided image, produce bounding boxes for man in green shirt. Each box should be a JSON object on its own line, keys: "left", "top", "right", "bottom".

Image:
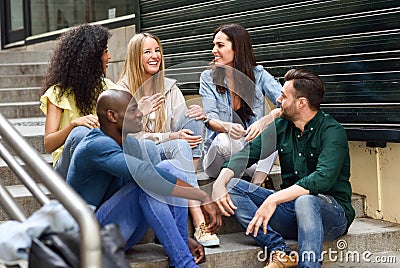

{"left": 212, "top": 69, "right": 355, "bottom": 268}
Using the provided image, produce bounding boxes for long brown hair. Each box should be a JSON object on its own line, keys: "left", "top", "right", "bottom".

{"left": 212, "top": 23, "right": 256, "bottom": 121}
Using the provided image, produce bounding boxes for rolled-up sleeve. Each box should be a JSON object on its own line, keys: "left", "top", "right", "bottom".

{"left": 258, "top": 69, "right": 282, "bottom": 106}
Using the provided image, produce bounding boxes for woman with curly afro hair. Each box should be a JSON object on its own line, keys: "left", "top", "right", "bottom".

{"left": 40, "top": 23, "right": 118, "bottom": 178}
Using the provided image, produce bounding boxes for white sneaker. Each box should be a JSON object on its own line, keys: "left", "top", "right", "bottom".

{"left": 194, "top": 222, "right": 220, "bottom": 247}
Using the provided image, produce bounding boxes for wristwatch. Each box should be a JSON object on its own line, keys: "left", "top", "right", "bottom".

{"left": 204, "top": 116, "right": 211, "bottom": 128}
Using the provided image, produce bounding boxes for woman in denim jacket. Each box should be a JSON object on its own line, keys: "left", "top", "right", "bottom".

{"left": 200, "top": 23, "right": 282, "bottom": 184}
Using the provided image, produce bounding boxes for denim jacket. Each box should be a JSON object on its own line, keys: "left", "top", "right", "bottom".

{"left": 200, "top": 65, "right": 282, "bottom": 142}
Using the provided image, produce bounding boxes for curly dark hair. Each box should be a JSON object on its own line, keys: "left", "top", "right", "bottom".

{"left": 42, "top": 23, "right": 111, "bottom": 116}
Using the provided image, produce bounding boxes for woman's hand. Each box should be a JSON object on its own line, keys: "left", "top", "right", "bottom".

{"left": 225, "top": 122, "right": 246, "bottom": 139}
{"left": 71, "top": 114, "right": 99, "bottom": 129}
{"left": 137, "top": 93, "right": 165, "bottom": 116}
{"left": 169, "top": 129, "right": 202, "bottom": 148}
{"left": 185, "top": 104, "right": 206, "bottom": 121}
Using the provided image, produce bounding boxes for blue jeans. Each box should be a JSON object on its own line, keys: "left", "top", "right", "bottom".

{"left": 96, "top": 181, "right": 198, "bottom": 268}
{"left": 98, "top": 137, "right": 198, "bottom": 267}
{"left": 157, "top": 139, "right": 199, "bottom": 187}
{"left": 55, "top": 126, "right": 90, "bottom": 179}
{"left": 174, "top": 114, "right": 204, "bottom": 158}
{"left": 227, "top": 178, "right": 348, "bottom": 268}
{"left": 124, "top": 136, "right": 161, "bottom": 166}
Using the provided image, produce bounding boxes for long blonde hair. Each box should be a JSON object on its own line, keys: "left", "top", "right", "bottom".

{"left": 119, "top": 33, "right": 166, "bottom": 132}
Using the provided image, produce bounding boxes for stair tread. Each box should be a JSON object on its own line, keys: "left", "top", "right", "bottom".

{"left": 5, "top": 184, "right": 50, "bottom": 197}
{"left": 0, "top": 62, "right": 48, "bottom": 66}
{"left": 0, "top": 153, "right": 52, "bottom": 167}
{"left": 126, "top": 218, "right": 400, "bottom": 267}
{"left": 4, "top": 117, "right": 45, "bottom": 137}
{"left": 0, "top": 86, "right": 41, "bottom": 91}
{"left": 0, "top": 101, "right": 40, "bottom": 106}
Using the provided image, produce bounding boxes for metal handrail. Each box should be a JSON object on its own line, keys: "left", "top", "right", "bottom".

{"left": 0, "top": 113, "right": 102, "bottom": 268}
{"left": 0, "top": 142, "right": 50, "bottom": 205}
{"left": 0, "top": 183, "right": 26, "bottom": 222}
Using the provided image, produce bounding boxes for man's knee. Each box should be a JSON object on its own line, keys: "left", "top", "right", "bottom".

{"left": 295, "top": 195, "right": 318, "bottom": 213}
{"left": 69, "top": 126, "right": 90, "bottom": 142}
{"left": 226, "top": 177, "right": 244, "bottom": 194}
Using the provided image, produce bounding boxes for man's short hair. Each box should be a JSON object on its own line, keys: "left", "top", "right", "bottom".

{"left": 284, "top": 69, "right": 325, "bottom": 110}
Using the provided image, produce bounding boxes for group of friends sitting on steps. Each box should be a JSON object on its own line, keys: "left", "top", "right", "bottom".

{"left": 40, "top": 22, "right": 354, "bottom": 268}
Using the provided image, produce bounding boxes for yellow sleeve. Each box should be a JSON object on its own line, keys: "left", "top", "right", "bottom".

{"left": 40, "top": 85, "right": 73, "bottom": 115}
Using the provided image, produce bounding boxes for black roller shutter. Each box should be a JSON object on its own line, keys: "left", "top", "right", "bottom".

{"left": 139, "top": 0, "right": 400, "bottom": 143}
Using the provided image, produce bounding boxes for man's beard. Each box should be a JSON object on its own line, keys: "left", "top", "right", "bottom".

{"left": 280, "top": 105, "right": 298, "bottom": 122}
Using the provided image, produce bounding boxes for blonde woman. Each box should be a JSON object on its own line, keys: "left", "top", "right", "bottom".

{"left": 118, "top": 33, "right": 219, "bottom": 247}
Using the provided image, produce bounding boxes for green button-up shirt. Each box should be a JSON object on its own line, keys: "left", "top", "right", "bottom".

{"left": 223, "top": 110, "right": 355, "bottom": 228}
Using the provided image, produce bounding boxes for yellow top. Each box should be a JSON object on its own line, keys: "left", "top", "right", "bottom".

{"left": 40, "top": 78, "right": 118, "bottom": 165}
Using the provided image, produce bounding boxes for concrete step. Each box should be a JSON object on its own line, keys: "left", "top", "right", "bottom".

{"left": 0, "top": 63, "right": 48, "bottom": 75}
{"left": 0, "top": 117, "right": 46, "bottom": 154}
{"left": 0, "top": 154, "right": 52, "bottom": 186}
{"left": 0, "top": 101, "right": 42, "bottom": 119}
{"left": 0, "top": 87, "right": 42, "bottom": 103}
{"left": 0, "top": 51, "right": 51, "bottom": 63}
{"left": 0, "top": 74, "right": 43, "bottom": 88}
{"left": 0, "top": 184, "right": 50, "bottom": 221}
{"left": 126, "top": 218, "right": 400, "bottom": 267}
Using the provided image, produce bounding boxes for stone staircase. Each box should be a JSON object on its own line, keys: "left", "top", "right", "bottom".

{"left": 0, "top": 50, "right": 399, "bottom": 267}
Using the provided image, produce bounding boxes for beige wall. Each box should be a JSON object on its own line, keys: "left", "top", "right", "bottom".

{"left": 349, "top": 142, "right": 400, "bottom": 223}
{"left": 23, "top": 24, "right": 136, "bottom": 83}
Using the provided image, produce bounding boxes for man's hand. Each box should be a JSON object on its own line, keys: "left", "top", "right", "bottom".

{"left": 171, "top": 180, "right": 222, "bottom": 234}
{"left": 246, "top": 184, "right": 309, "bottom": 237}
{"left": 245, "top": 121, "right": 263, "bottom": 142}
{"left": 137, "top": 93, "right": 165, "bottom": 116}
{"left": 199, "top": 197, "right": 222, "bottom": 234}
{"left": 245, "top": 108, "right": 281, "bottom": 142}
{"left": 246, "top": 197, "right": 277, "bottom": 237}
{"left": 212, "top": 181, "right": 237, "bottom": 217}
{"left": 185, "top": 104, "right": 206, "bottom": 121}
{"left": 188, "top": 237, "right": 206, "bottom": 264}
